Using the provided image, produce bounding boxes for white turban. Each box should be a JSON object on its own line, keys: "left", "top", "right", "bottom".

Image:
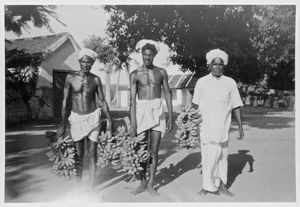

{"left": 206, "top": 49, "right": 228, "bottom": 65}
{"left": 136, "top": 39, "right": 160, "bottom": 54}
{"left": 78, "top": 48, "right": 98, "bottom": 61}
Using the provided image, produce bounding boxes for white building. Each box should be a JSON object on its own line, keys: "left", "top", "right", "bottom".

{"left": 6, "top": 32, "right": 81, "bottom": 120}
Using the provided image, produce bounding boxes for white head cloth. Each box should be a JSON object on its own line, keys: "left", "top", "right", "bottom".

{"left": 78, "top": 48, "right": 98, "bottom": 61}
{"left": 206, "top": 48, "right": 228, "bottom": 65}
{"left": 136, "top": 39, "right": 160, "bottom": 54}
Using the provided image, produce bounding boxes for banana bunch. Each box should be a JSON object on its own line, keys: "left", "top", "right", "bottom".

{"left": 116, "top": 132, "right": 149, "bottom": 181}
{"left": 175, "top": 104, "right": 202, "bottom": 150}
{"left": 47, "top": 124, "right": 150, "bottom": 180}
{"left": 96, "top": 126, "right": 150, "bottom": 181}
{"left": 46, "top": 132, "right": 78, "bottom": 178}
{"left": 97, "top": 130, "right": 121, "bottom": 168}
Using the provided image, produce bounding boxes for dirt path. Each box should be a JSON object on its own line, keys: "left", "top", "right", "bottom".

{"left": 4, "top": 109, "right": 295, "bottom": 203}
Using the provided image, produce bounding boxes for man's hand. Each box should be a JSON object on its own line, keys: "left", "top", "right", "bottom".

{"left": 237, "top": 127, "right": 244, "bottom": 140}
{"left": 106, "top": 119, "right": 113, "bottom": 138}
{"left": 166, "top": 118, "right": 173, "bottom": 133}
{"left": 129, "top": 124, "right": 137, "bottom": 138}
{"left": 56, "top": 125, "right": 66, "bottom": 138}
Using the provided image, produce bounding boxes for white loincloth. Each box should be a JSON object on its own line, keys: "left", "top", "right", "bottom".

{"left": 136, "top": 99, "right": 166, "bottom": 137}
{"left": 68, "top": 108, "right": 101, "bottom": 142}
{"left": 201, "top": 141, "right": 228, "bottom": 192}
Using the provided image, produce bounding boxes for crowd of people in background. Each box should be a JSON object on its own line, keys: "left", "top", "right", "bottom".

{"left": 237, "top": 82, "right": 295, "bottom": 111}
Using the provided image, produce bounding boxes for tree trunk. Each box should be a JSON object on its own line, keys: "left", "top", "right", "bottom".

{"left": 112, "top": 68, "right": 121, "bottom": 105}
{"left": 25, "top": 101, "right": 32, "bottom": 120}
{"left": 105, "top": 63, "right": 111, "bottom": 106}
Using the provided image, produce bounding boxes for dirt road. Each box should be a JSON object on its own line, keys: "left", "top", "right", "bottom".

{"left": 4, "top": 108, "right": 296, "bottom": 203}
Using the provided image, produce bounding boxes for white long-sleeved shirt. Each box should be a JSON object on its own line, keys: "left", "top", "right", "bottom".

{"left": 192, "top": 73, "right": 243, "bottom": 144}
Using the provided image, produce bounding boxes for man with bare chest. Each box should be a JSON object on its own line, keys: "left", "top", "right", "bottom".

{"left": 57, "top": 48, "right": 112, "bottom": 187}
{"left": 129, "top": 42, "right": 173, "bottom": 197}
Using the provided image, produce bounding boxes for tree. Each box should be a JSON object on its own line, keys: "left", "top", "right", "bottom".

{"left": 6, "top": 49, "right": 44, "bottom": 119}
{"left": 111, "top": 61, "right": 131, "bottom": 105}
{"left": 104, "top": 5, "right": 262, "bottom": 81}
{"left": 83, "top": 35, "right": 119, "bottom": 106}
{"left": 5, "top": 5, "right": 65, "bottom": 120}
{"left": 267, "top": 61, "right": 295, "bottom": 90}
{"left": 104, "top": 5, "right": 295, "bottom": 88}
{"left": 248, "top": 5, "right": 295, "bottom": 67}
{"left": 5, "top": 5, "right": 65, "bottom": 36}
{"left": 247, "top": 5, "right": 295, "bottom": 89}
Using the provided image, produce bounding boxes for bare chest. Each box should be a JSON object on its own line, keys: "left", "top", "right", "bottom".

{"left": 70, "top": 76, "right": 96, "bottom": 93}
{"left": 136, "top": 69, "right": 163, "bottom": 87}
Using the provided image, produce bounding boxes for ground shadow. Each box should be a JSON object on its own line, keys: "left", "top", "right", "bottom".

{"left": 5, "top": 132, "right": 52, "bottom": 201}
{"left": 94, "top": 113, "right": 180, "bottom": 189}
{"left": 93, "top": 165, "right": 126, "bottom": 189}
{"left": 155, "top": 151, "right": 201, "bottom": 190}
{"left": 5, "top": 166, "right": 46, "bottom": 201}
{"left": 227, "top": 150, "right": 254, "bottom": 189}
{"left": 5, "top": 123, "right": 65, "bottom": 202}
{"left": 5, "top": 112, "right": 181, "bottom": 198}
{"left": 244, "top": 115, "right": 294, "bottom": 129}
{"left": 235, "top": 110, "right": 294, "bottom": 130}
{"left": 94, "top": 149, "right": 179, "bottom": 190}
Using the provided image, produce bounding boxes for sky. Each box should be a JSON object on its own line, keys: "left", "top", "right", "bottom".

{"left": 5, "top": 5, "right": 110, "bottom": 46}
{"left": 5, "top": 5, "right": 178, "bottom": 70}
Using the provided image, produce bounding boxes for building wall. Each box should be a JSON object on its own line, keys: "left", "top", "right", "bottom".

{"left": 37, "top": 39, "right": 80, "bottom": 88}
{"left": 33, "top": 39, "right": 80, "bottom": 118}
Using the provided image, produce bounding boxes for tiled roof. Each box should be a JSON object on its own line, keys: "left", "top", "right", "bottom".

{"left": 6, "top": 32, "right": 80, "bottom": 56}
{"left": 186, "top": 75, "right": 198, "bottom": 88}
{"left": 168, "top": 73, "right": 198, "bottom": 89}
{"left": 168, "top": 74, "right": 182, "bottom": 88}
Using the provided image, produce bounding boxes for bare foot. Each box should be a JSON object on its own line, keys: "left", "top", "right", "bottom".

{"left": 197, "top": 189, "right": 208, "bottom": 196}
{"left": 147, "top": 185, "right": 160, "bottom": 197}
{"left": 130, "top": 182, "right": 147, "bottom": 195}
{"left": 197, "top": 189, "right": 219, "bottom": 196}
{"left": 218, "top": 184, "right": 234, "bottom": 197}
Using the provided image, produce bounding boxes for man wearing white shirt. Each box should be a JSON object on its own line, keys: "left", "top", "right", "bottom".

{"left": 192, "top": 49, "right": 244, "bottom": 197}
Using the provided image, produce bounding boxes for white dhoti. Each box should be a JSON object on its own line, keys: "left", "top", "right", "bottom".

{"left": 136, "top": 99, "right": 166, "bottom": 137}
{"left": 201, "top": 141, "right": 228, "bottom": 192}
{"left": 68, "top": 108, "right": 101, "bottom": 142}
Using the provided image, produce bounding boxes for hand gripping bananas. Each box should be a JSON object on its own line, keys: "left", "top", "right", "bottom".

{"left": 46, "top": 125, "right": 150, "bottom": 180}
{"left": 46, "top": 128, "right": 78, "bottom": 178}
{"left": 175, "top": 104, "right": 202, "bottom": 150}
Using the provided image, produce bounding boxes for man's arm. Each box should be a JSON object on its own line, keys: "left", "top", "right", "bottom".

{"left": 129, "top": 71, "right": 137, "bottom": 137}
{"left": 233, "top": 106, "right": 244, "bottom": 140}
{"left": 56, "top": 75, "right": 71, "bottom": 137}
{"left": 191, "top": 80, "right": 201, "bottom": 110}
{"left": 161, "top": 69, "right": 173, "bottom": 133}
{"left": 231, "top": 80, "right": 244, "bottom": 140}
{"left": 96, "top": 77, "right": 112, "bottom": 134}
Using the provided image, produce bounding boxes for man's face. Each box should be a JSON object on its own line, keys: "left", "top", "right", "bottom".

{"left": 142, "top": 49, "right": 155, "bottom": 67}
{"left": 210, "top": 57, "right": 224, "bottom": 77}
{"left": 79, "top": 55, "right": 94, "bottom": 72}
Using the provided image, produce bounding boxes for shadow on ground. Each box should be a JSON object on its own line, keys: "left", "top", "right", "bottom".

{"left": 227, "top": 150, "right": 254, "bottom": 189}
{"left": 243, "top": 115, "right": 294, "bottom": 129}
{"left": 155, "top": 151, "right": 201, "bottom": 190}
{"left": 230, "top": 109, "right": 294, "bottom": 130}
{"left": 243, "top": 107, "right": 294, "bottom": 128}
{"left": 5, "top": 133, "right": 52, "bottom": 201}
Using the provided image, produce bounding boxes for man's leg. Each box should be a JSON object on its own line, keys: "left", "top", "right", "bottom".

{"left": 198, "top": 143, "right": 220, "bottom": 195}
{"left": 87, "top": 138, "right": 97, "bottom": 188}
{"left": 217, "top": 142, "right": 234, "bottom": 197}
{"left": 130, "top": 131, "right": 149, "bottom": 195}
{"left": 75, "top": 138, "right": 85, "bottom": 182}
{"left": 147, "top": 130, "right": 161, "bottom": 197}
